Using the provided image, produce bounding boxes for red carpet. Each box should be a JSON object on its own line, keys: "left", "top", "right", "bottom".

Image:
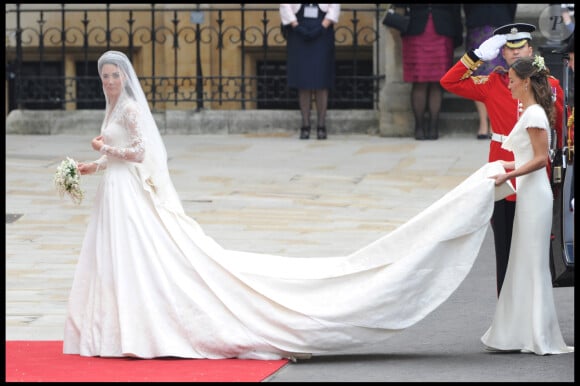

{"left": 5, "top": 341, "right": 289, "bottom": 382}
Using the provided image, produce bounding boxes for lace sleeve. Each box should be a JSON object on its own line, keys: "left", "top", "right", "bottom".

{"left": 99, "top": 104, "right": 145, "bottom": 162}
{"left": 93, "top": 154, "right": 108, "bottom": 171}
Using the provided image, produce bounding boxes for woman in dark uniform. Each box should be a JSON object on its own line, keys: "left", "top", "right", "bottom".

{"left": 280, "top": 4, "right": 341, "bottom": 140}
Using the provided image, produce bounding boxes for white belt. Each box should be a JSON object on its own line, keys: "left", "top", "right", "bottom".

{"left": 491, "top": 133, "right": 508, "bottom": 143}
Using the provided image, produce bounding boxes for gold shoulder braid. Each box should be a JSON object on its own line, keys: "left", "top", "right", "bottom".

{"left": 472, "top": 75, "right": 489, "bottom": 85}
{"left": 459, "top": 53, "right": 483, "bottom": 80}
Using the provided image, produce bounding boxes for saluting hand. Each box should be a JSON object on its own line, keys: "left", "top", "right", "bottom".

{"left": 475, "top": 35, "right": 508, "bottom": 62}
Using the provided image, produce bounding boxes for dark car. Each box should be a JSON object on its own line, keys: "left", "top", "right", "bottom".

{"left": 550, "top": 138, "right": 574, "bottom": 287}
{"left": 548, "top": 44, "right": 574, "bottom": 287}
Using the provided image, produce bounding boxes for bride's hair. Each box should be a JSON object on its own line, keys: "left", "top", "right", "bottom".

{"left": 510, "top": 56, "right": 555, "bottom": 127}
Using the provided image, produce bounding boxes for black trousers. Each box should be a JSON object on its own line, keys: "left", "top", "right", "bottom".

{"left": 490, "top": 199, "right": 516, "bottom": 297}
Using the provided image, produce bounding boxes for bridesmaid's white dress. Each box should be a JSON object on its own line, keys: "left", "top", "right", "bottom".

{"left": 481, "top": 104, "right": 573, "bottom": 355}
{"left": 63, "top": 103, "right": 568, "bottom": 360}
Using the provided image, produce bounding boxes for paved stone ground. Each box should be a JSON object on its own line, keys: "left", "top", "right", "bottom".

{"left": 5, "top": 133, "right": 573, "bottom": 382}
{"left": 6, "top": 133, "right": 487, "bottom": 338}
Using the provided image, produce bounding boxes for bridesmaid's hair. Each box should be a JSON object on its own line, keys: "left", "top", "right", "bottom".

{"left": 510, "top": 56, "right": 555, "bottom": 127}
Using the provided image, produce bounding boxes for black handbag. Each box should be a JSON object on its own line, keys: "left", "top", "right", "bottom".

{"left": 382, "top": 6, "right": 410, "bottom": 33}
{"left": 281, "top": 23, "right": 290, "bottom": 40}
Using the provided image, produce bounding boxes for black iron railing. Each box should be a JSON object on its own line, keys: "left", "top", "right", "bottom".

{"left": 5, "top": 4, "right": 385, "bottom": 112}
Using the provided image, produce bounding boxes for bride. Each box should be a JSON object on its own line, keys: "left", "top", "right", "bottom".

{"left": 63, "top": 50, "right": 570, "bottom": 360}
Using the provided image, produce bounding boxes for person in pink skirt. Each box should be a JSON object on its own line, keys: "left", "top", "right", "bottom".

{"left": 398, "top": 4, "right": 463, "bottom": 140}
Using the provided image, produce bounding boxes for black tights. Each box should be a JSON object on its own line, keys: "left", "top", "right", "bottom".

{"left": 411, "top": 82, "right": 443, "bottom": 133}
{"left": 299, "top": 89, "right": 328, "bottom": 128}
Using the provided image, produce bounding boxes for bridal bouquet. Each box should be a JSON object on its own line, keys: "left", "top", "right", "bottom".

{"left": 54, "top": 157, "right": 84, "bottom": 205}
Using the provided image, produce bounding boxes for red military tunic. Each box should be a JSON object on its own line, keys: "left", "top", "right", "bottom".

{"left": 440, "top": 52, "right": 564, "bottom": 201}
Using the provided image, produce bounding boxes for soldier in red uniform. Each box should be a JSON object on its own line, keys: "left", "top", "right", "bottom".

{"left": 440, "top": 23, "right": 564, "bottom": 296}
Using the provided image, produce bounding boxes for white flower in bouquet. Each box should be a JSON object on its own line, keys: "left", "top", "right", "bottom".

{"left": 54, "top": 157, "right": 84, "bottom": 205}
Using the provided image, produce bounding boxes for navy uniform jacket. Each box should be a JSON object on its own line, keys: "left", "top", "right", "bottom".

{"left": 463, "top": 4, "right": 517, "bottom": 28}
{"left": 395, "top": 4, "right": 463, "bottom": 48}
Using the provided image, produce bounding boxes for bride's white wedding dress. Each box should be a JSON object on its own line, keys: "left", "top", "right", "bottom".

{"left": 480, "top": 104, "right": 573, "bottom": 355}
{"left": 62, "top": 99, "right": 566, "bottom": 359}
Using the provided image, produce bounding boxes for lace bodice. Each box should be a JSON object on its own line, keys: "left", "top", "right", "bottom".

{"left": 94, "top": 99, "right": 145, "bottom": 169}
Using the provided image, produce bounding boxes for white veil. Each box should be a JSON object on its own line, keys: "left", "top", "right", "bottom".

{"left": 97, "top": 50, "right": 184, "bottom": 213}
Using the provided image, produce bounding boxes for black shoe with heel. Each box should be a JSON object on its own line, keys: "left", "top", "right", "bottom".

{"left": 300, "top": 126, "right": 310, "bottom": 140}
{"left": 427, "top": 124, "right": 438, "bottom": 140}
{"left": 415, "top": 128, "right": 426, "bottom": 140}
{"left": 317, "top": 126, "right": 327, "bottom": 140}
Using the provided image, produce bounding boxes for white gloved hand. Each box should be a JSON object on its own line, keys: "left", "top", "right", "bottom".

{"left": 474, "top": 35, "right": 508, "bottom": 61}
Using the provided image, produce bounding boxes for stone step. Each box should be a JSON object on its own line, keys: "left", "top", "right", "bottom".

{"left": 442, "top": 91, "right": 478, "bottom": 113}
{"left": 438, "top": 112, "right": 480, "bottom": 137}
{"left": 6, "top": 108, "right": 481, "bottom": 137}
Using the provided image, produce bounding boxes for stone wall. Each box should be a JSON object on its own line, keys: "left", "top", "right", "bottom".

{"left": 5, "top": 109, "right": 380, "bottom": 136}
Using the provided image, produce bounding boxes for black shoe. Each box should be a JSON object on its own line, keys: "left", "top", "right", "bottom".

{"left": 300, "top": 126, "right": 310, "bottom": 140}
{"left": 415, "top": 128, "right": 426, "bottom": 140}
{"left": 317, "top": 126, "right": 327, "bottom": 140}
{"left": 427, "top": 125, "right": 438, "bottom": 140}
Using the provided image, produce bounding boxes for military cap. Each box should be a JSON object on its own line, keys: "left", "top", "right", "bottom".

{"left": 493, "top": 23, "right": 536, "bottom": 49}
